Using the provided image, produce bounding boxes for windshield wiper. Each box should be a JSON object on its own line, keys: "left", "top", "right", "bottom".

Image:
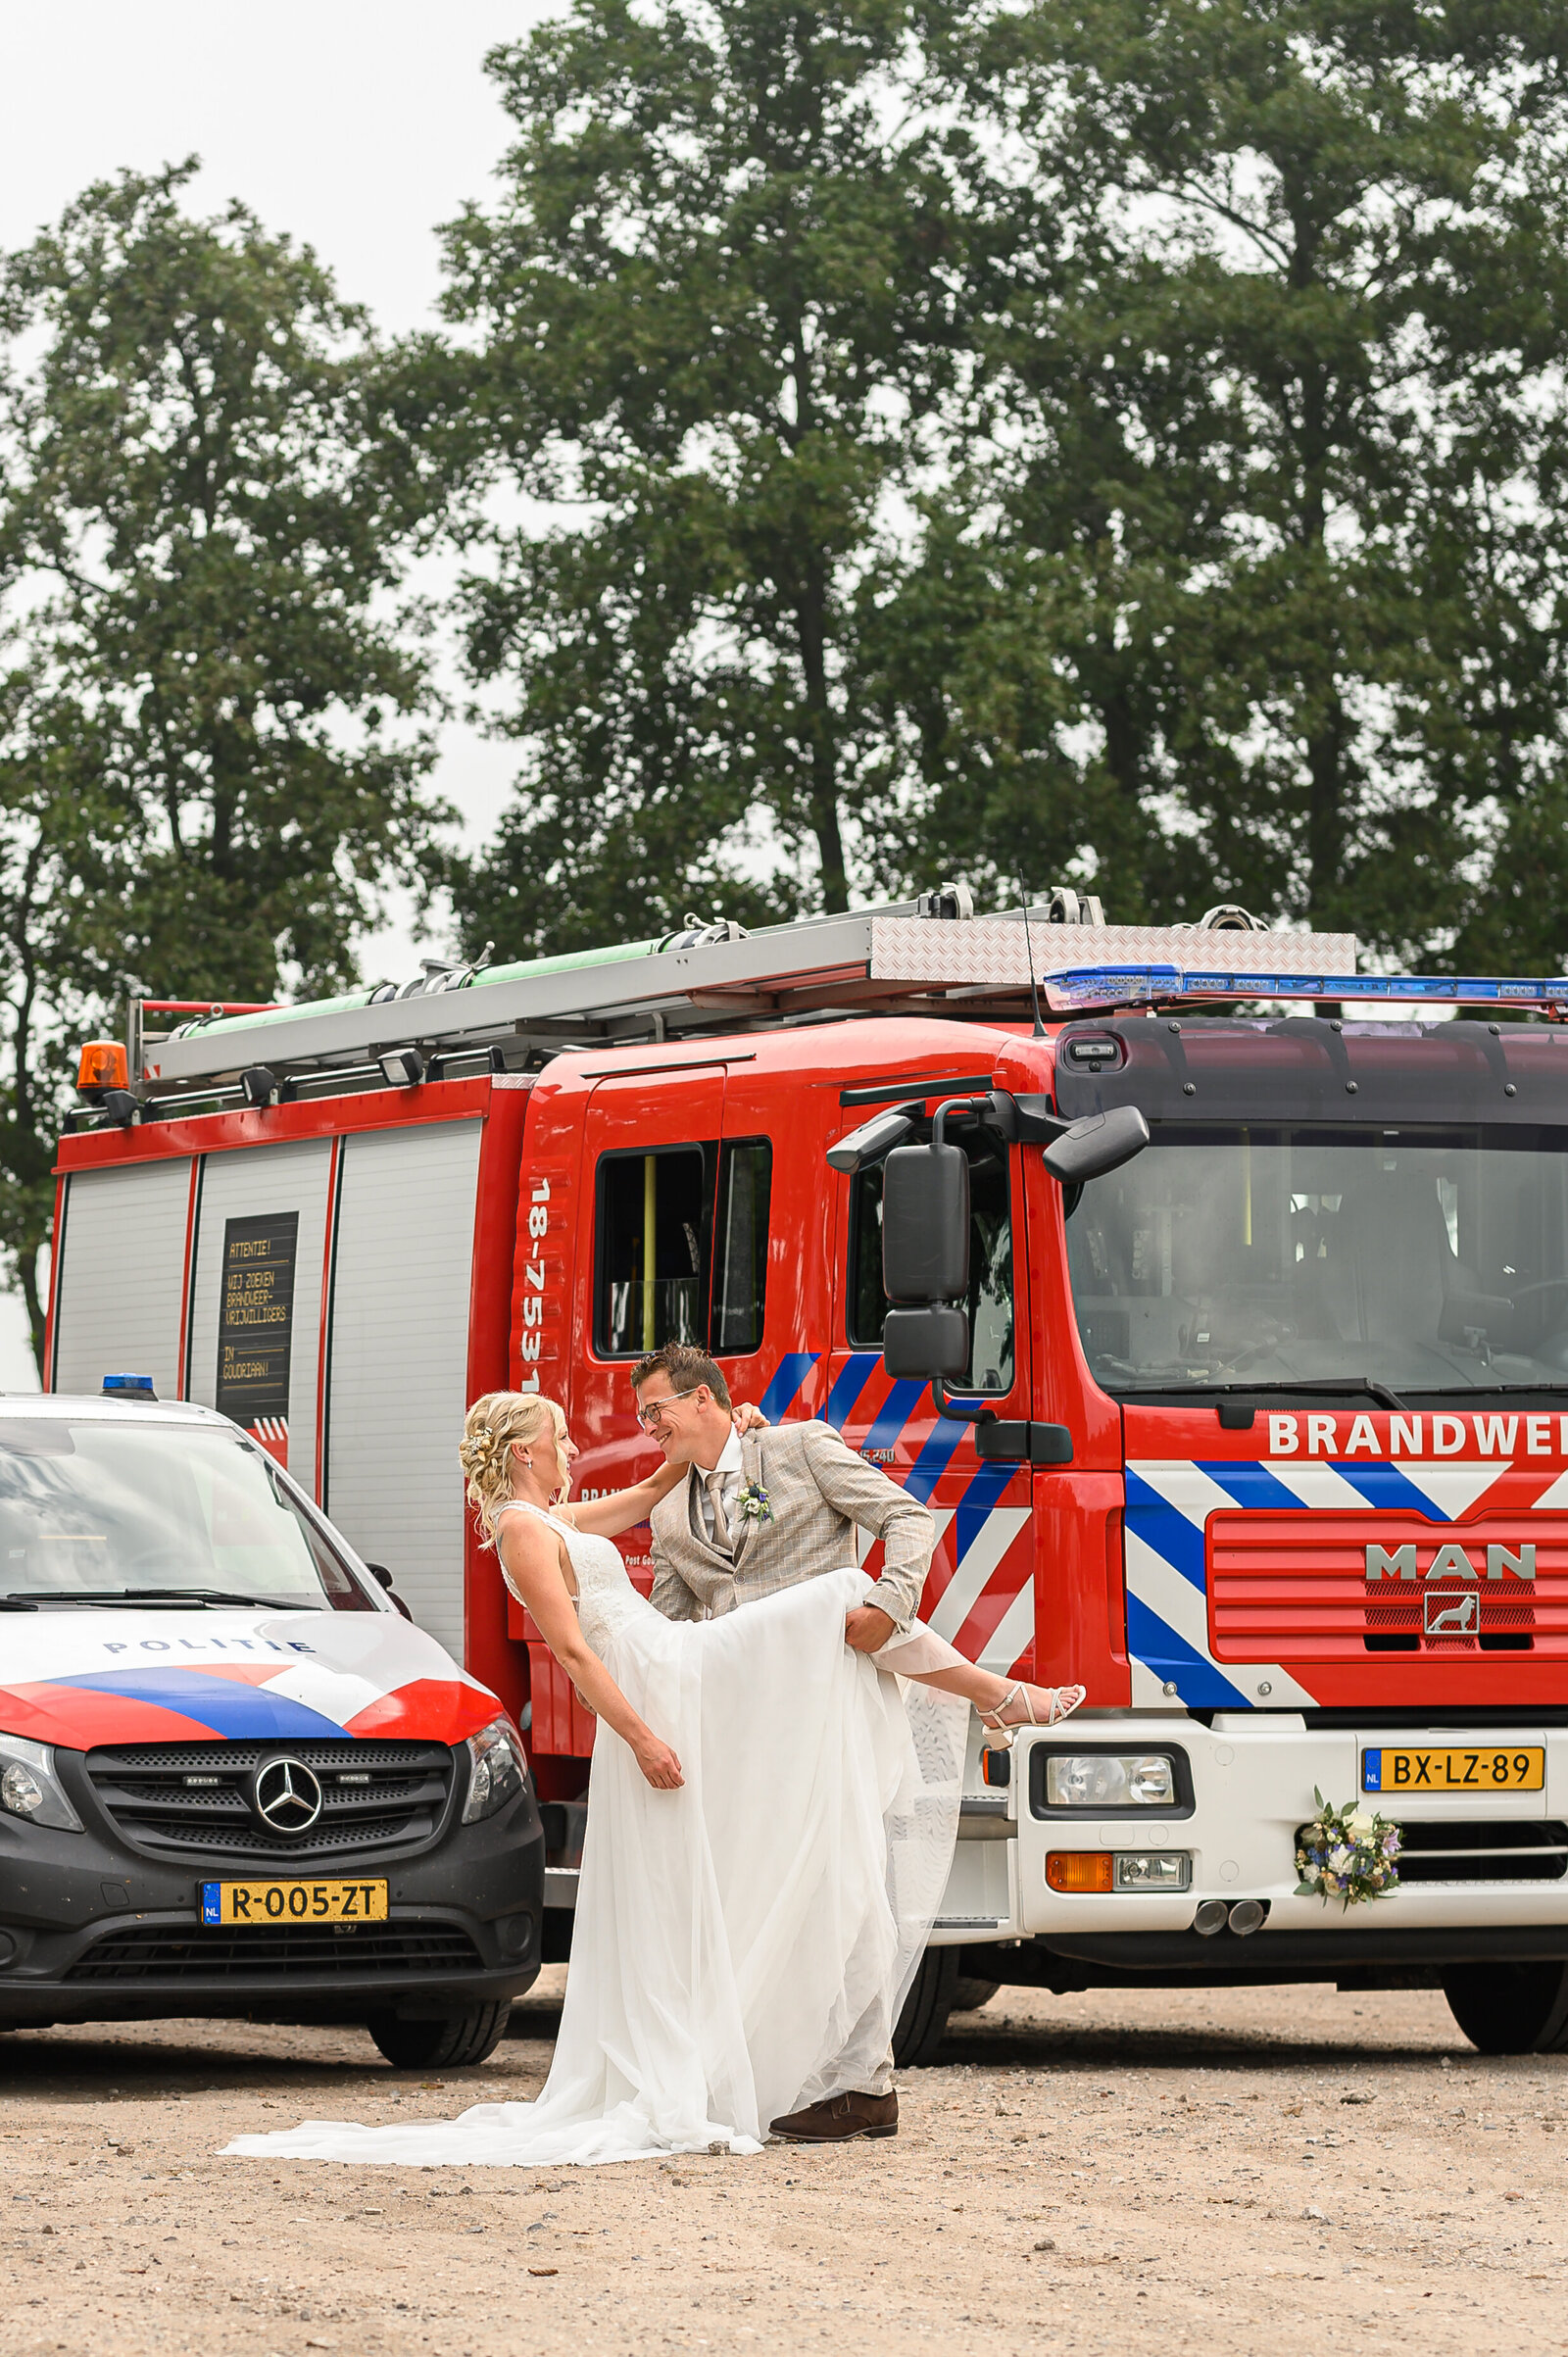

{"left": 0, "top": 1588, "right": 298, "bottom": 1610}
{"left": 1138, "top": 1376, "right": 1413, "bottom": 1411}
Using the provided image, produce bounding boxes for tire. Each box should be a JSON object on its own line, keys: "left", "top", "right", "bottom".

{"left": 1443, "top": 1961, "right": 1568, "bottom": 2055}
{"left": 367, "top": 2002, "right": 513, "bottom": 2070}
{"left": 893, "top": 1946, "right": 958, "bottom": 2069}
{"left": 949, "top": 1976, "right": 1001, "bottom": 2014}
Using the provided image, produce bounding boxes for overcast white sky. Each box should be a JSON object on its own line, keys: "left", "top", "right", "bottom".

{"left": 0, "top": 2, "right": 559, "bottom": 1385}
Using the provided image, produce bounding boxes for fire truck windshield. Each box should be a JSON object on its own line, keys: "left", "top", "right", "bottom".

{"left": 1064, "top": 1122, "right": 1568, "bottom": 1398}
{"left": 0, "top": 1422, "right": 375, "bottom": 1609}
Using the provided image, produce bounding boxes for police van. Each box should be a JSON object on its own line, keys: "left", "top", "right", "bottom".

{"left": 0, "top": 1382, "right": 542, "bottom": 2066}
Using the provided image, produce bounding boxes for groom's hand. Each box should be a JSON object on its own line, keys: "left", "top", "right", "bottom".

{"left": 844, "top": 1602, "right": 897, "bottom": 1653}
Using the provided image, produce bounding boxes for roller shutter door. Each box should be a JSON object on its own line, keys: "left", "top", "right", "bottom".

{"left": 52, "top": 1159, "right": 192, "bottom": 1400}
{"left": 184, "top": 1140, "right": 335, "bottom": 1494}
{"left": 325, "top": 1120, "right": 481, "bottom": 1657}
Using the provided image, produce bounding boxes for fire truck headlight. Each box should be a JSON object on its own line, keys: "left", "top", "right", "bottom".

{"left": 0, "top": 1735, "right": 83, "bottom": 1832}
{"left": 1044, "top": 1752, "right": 1178, "bottom": 1809}
{"left": 462, "top": 1717, "right": 527, "bottom": 1824}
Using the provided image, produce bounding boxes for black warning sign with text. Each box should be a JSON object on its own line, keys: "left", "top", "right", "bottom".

{"left": 215, "top": 1211, "right": 299, "bottom": 1427}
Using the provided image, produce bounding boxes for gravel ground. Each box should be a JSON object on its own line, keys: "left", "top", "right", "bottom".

{"left": 1, "top": 1967, "right": 1563, "bottom": 2357}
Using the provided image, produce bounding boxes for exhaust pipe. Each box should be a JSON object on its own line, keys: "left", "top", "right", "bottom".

{"left": 1193, "top": 1899, "right": 1229, "bottom": 1937}
{"left": 1227, "top": 1899, "right": 1267, "bottom": 1937}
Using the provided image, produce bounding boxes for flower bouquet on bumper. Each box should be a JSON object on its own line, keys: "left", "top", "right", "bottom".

{"left": 1295, "top": 1791, "right": 1401, "bottom": 1907}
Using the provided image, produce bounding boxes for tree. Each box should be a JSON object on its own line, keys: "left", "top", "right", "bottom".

{"left": 878, "top": 0, "right": 1568, "bottom": 953}
{"left": 441, "top": 0, "right": 994, "bottom": 957}
{"left": 0, "top": 165, "right": 444, "bottom": 1366}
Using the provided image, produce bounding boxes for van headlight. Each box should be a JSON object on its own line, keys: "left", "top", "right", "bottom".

{"left": 0, "top": 1735, "right": 82, "bottom": 1832}
{"left": 462, "top": 1718, "right": 526, "bottom": 1824}
{"left": 1044, "top": 1752, "right": 1178, "bottom": 1809}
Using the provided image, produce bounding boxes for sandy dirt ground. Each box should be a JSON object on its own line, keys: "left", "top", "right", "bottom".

{"left": 0, "top": 1966, "right": 1563, "bottom": 2357}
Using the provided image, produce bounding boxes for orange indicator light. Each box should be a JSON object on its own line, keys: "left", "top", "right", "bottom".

{"left": 1046, "top": 1851, "right": 1115, "bottom": 1893}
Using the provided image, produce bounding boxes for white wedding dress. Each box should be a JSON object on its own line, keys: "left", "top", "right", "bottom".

{"left": 223, "top": 1506, "right": 969, "bottom": 2170}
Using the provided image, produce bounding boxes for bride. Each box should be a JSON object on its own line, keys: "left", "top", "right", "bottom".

{"left": 224, "top": 1392, "right": 1081, "bottom": 2170}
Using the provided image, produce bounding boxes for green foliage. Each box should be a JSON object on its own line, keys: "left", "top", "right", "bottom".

{"left": 0, "top": 165, "right": 444, "bottom": 1365}
{"left": 887, "top": 0, "right": 1568, "bottom": 952}
{"left": 441, "top": 0, "right": 994, "bottom": 954}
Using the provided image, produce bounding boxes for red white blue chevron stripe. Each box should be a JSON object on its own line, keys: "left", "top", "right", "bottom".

{"left": 763, "top": 1350, "right": 1036, "bottom": 1679}
{"left": 1125, "top": 1454, "right": 1544, "bottom": 1708}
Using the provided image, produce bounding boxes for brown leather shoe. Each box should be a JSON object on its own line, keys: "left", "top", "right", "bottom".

{"left": 768, "top": 2090, "right": 898, "bottom": 2142}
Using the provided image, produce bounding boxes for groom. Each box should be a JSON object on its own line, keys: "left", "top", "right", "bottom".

{"left": 633, "top": 1341, "right": 937, "bottom": 2145}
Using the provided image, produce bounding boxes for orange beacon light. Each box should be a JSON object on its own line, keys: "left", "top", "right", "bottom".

{"left": 75, "top": 1041, "right": 128, "bottom": 1099}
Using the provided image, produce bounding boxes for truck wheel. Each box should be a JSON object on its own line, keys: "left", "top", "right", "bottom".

{"left": 1443, "top": 1962, "right": 1568, "bottom": 2055}
{"left": 893, "top": 1946, "right": 958, "bottom": 2069}
{"left": 367, "top": 2003, "right": 513, "bottom": 2070}
{"left": 949, "top": 1976, "right": 1002, "bottom": 2014}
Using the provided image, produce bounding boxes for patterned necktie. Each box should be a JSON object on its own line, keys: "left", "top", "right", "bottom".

{"left": 704, "top": 1470, "right": 733, "bottom": 1554}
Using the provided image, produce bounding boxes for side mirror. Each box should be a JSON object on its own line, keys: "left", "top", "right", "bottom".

{"left": 882, "top": 1142, "right": 970, "bottom": 1303}
{"left": 367, "top": 1561, "right": 414, "bottom": 1621}
{"left": 881, "top": 1304, "right": 970, "bottom": 1381}
{"left": 1042, "top": 1105, "right": 1150, "bottom": 1187}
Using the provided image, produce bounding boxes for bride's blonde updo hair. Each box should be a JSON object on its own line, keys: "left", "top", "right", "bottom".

{"left": 460, "top": 1392, "right": 568, "bottom": 1544}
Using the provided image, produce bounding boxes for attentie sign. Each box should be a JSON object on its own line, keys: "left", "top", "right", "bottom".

{"left": 216, "top": 1211, "right": 299, "bottom": 1463}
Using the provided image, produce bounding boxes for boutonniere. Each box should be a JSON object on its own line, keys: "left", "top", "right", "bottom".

{"left": 736, "top": 1480, "right": 773, "bottom": 1525}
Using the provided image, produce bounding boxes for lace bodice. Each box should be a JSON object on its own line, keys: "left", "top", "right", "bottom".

{"left": 494, "top": 1499, "right": 652, "bottom": 1651}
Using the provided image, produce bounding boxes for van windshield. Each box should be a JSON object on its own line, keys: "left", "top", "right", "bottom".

{"left": 0, "top": 1422, "right": 374, "bottom": 1609}
{"left": 1065, "top": 1123, "right": 1568, "bottom": 1398}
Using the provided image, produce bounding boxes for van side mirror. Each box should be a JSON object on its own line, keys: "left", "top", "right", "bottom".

{"left": 1042, "top": 1105, "right": 1150, "bottom": 1187}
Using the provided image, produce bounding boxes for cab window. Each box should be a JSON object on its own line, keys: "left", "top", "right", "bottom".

{"left": 848, "top": 1140, "right": 1014, "bottom": 1393}
{"left": 594, "top": 1140, "right": 772, "bottom": 1357}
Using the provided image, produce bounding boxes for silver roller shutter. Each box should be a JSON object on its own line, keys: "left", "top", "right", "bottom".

{"left": 185, "top": 1140, "right": 335, "bottom": 1493}
{"left": 52, "top": 1158, "right": 193, "bottom": 1400}
{"left": 325, "top": 1120, "right": 481, "bottom": 1657}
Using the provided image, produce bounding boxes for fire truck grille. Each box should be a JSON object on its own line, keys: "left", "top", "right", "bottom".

{"left": 1393, "top": 1820, "right": 1568, "bottom": 1884}
{"left": 1207, "top": 1511, "right": 1568, "bottom": 1659}
{"left": 64, "top": 1923, "right": 483, "bottom": 1982}
{"left": 83, "top": 1742, "right": 455, "bottom": 1862}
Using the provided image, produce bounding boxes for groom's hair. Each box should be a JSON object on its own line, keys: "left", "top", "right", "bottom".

{"left": 631, "top": 1342, "right": 732, "bottom": 1411}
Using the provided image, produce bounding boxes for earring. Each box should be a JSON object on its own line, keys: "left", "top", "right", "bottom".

{"left": 520, "top": 1454, "right": 532, "bottom": 1469}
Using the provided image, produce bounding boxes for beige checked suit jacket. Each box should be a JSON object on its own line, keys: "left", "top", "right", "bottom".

{"left": 648, "top": 1420, "right": 934, "bottom": 1633}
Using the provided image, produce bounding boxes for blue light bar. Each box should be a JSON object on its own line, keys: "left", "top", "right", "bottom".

{"left": 102, "top": 1372, "right": 158, "bottom": 1398}
{"left": 1041, "top": 966, "right": 1568, "bottom": 1015}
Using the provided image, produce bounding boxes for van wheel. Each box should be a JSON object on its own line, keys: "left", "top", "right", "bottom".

{"left": 1443, "top": 1962, "right": 1568, "bottom": 2054}
{"left": 367, "top": 2003, "right": 512, "bottom": 2070}
{"left": 893, "top": 1947, "right": 958, "bottom": 2069}
{"left": 949, "top": 1976, "right": 1001, "bottom": 2014}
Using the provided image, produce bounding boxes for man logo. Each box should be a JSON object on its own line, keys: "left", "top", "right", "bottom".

{"left": 252, "top": 1756, "right": 324, "bottom": 1834}
{"left": 1364, "top": 1540, "right": 1536, "bottom": 1583}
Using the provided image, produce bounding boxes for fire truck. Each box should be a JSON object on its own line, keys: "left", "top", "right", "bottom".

{"left": 48, "top": 896, "right": 1568, "bottom": 2062}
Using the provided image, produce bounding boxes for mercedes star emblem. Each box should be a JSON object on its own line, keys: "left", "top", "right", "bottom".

{"left": 252, "top": 1756, "right": 324, "bottom": 1834}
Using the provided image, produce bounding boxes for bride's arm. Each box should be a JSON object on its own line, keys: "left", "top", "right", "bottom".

{"left": 566, "top": 1401, "right": 770, "bottom": 1538}
{"left": 566, "top": 1455, "right": 684, "bottom": 1538}
{"left": 495, "top": 1516, "right": 682, "bottom": 1789}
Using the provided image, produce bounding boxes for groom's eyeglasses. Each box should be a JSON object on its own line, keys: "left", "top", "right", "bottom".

{"left": 634, "top": 1385, "right": 702, "bottom": 1429}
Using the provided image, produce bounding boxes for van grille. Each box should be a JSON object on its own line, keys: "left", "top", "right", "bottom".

{"left": 1395, "top": 1820, "right": 1568, "bottom": 1884}
{"left": 83, "top": 1742, "right": 454, "bottom": 1862}
{"left": 64, "top": 1923, "right": 482, "bottom": 1982}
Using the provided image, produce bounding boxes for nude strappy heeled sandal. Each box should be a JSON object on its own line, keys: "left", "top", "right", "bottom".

{"left": 979, "top": 1680, "right": 1087, "bottom": 1749}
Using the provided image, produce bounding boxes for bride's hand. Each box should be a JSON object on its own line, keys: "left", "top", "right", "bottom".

{"left": 731, "top": 1401, "right": 768, "bottom": 1435}
{"left": 632, "top": 1731, "right": 684, "bottom": 1790}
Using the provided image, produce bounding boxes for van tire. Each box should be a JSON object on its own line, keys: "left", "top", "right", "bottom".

{"left": 1443, "top": 1961, "right": 1568, "bottom": 2054}
{"left": 893, "top": 1946, "right": 958, "bottom": 2069}
{"left": 949, "top": 1976, "right": 1001, "bottom": 2014}
{"left": 367, "top": 2003, "right": 513, "bottom": 2070}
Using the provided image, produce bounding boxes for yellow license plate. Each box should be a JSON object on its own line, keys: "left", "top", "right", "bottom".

{"left": 199, "top": 1878, "right": 388, "bottom": 1926}
{"left": 1361, "top": 1746, "right": 1544, "bottom": 1794}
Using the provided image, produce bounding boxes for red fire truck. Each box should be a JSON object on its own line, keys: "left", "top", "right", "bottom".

{"left": 49, "top": 899, "right": 1568, "bottom": 2060}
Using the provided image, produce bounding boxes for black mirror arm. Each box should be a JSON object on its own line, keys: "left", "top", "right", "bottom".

{"left": 933, "top": 1378, "right": 997, "bottom": 1426}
